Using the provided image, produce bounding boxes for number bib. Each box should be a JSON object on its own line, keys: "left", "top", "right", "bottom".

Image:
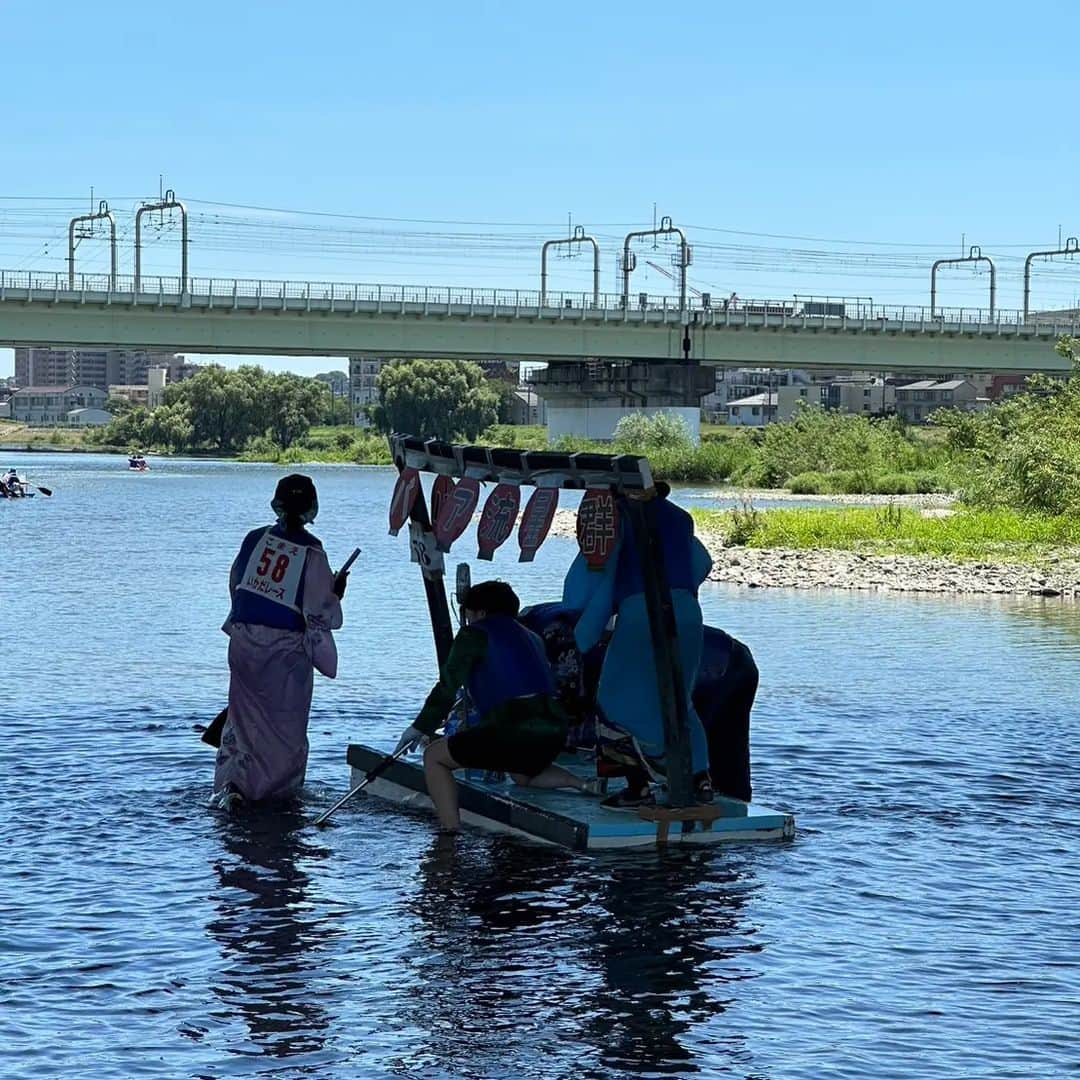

{"left": 236, "top": 530, "right": 309, "bottom": 612}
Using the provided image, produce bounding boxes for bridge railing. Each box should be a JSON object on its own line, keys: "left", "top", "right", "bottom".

{"left": 1, "top": 268, "right": 1075, "bottom": 331}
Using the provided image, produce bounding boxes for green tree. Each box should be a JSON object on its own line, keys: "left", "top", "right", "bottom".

{"left": 613, "top": 411, "right": 693, "bottom": 450}
{"left": 260, "top": 373, "right": 327, "bottom": 449}
{"left": 104, "top": 395, "right": 137, "bottom": 417}
{"left": 936, "top": 337, "right": 1080, "bottom": 515}
{"left": 89, "top": 406, "right": 152, "bottom": 448}
{"left": 145, "top": 401, "right": 195, "bottom": 452}
{"left": 369, "top": 359, "right": 501, "bottom": 440}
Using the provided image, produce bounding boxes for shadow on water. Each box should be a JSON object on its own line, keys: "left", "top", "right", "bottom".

{"left": 203, "top": 805, "right": 340, "bottom": 1074}
{"left": 399, "top": 836, "right": 762, "bottom": 1080}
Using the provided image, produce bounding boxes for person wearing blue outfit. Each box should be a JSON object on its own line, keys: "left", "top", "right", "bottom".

{"left": 565, "top": 482, "right": 714, "bottom": 808}
{"left": 396, "top": 581, "right": 596, "bottom": 832}
{"left": 213, "top": 475, "right": 349, "bottom": 806}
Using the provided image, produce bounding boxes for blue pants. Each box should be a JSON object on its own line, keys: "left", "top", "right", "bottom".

{"left": 596, "top": 590, "right": 709, "bottom": 776}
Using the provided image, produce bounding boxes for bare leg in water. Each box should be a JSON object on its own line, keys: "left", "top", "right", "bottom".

{"left": 423, "top": 738, "right": 465, "bottom": 831}
{"left": 424, "top": 740, "right": 596, "bottom": 832}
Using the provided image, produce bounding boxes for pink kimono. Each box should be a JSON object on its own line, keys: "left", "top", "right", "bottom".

{"left": 214, "top": 532, "right": 343, "bottom": 802}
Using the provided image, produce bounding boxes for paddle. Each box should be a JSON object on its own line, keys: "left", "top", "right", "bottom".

{"left": 201, "top": 706, "right": 229, "bottom": 748}
{"left": 35, "top": 486, "right": 52, "bottom": 497}
{"left": 312, "top": 744, "right": 412, "bottom": 827}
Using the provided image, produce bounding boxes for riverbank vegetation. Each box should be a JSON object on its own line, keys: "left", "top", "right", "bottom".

{"left": 9, "top": 339, "right": 1079, "bottom": 528}
{"left": 694, "top": 504, "right": 1080, "bottom": 563}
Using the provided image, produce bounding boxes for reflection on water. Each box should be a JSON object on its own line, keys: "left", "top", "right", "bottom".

{"left": 3, "top": 453, "right": 1079, "bottom": 1079}
{"left": 206, "top": 808, "right": 337, "bottom": 1071}
{"left": 402, "top": 838, "right": 761, "bottom": 1078}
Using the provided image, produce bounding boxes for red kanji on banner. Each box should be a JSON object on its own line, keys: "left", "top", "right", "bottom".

{"left": 576, "top": 489, "right": 619, "bottom": 571}
{"left": 517, "top": 488, "right": 559, "bottom": 563}
{"left": 434, "top": 477, "right": 480, "bottom": 553}
{"left": 430, "top": 474, "right": 455, "bottom": 524}
{"left": 476, "top": 483, "right": 520, "bottom": 561}
{"left": 388, "top": 467, "right": 421, "bottom": 536}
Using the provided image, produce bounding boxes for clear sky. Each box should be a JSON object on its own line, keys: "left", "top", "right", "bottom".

{"left": 3, "top": 0, "right": 1079, "bottom": 377}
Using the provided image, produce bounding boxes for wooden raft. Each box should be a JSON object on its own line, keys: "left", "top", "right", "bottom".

{"left": 636, "top": 804, "right": 728, "bottom": 844}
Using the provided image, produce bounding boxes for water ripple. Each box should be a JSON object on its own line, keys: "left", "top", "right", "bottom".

{"left": 2, "top": 454, "right": 1078, "bottom": 1078}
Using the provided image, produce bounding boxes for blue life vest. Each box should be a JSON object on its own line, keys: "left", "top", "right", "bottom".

{"left": 467, "top": 616, "right": 555, "bottom": 720}
{"left": 613, "top": 498, "right": 697, "bottom": 607}
{"left": 229, "top": 524, "right": 321, "bottom": 632}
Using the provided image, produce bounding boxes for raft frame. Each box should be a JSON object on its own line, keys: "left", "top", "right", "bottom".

{"left": 386, "top": 432, "right": 697, "bottom": 806}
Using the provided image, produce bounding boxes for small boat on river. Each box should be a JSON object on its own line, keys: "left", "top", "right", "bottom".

{"left": 338, "top": 434, "right": 795, "bottom": 850}
{"left": 128, "top": 454, "right": 149, "bottom": 472}
{"left": 0, "top": 471, "right": 34, "bottom": 498}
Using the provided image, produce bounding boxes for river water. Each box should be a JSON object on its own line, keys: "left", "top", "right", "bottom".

{"left": 2, "top": 453, "right": 1077, "bottom": 1079}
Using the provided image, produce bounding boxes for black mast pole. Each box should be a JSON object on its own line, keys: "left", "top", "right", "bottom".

{"left": 623, "top": 493, "right": 694, "bottom": 809}
{"left": 395, "top": 460, "right": 454, "bottom": 666}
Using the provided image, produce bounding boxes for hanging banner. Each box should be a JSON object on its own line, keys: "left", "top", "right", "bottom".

{"left": 430, "top": 474, "right": 455, "bottom": 525}
{"left": 476, "top": 483, "right": 520, "bottom": 561}
{"left": 434, "top": 477, "right": 481, "bottom": 553}
{"left": 388, "top": 467, "right": 421, "bottom": 536}
{"left": 576, "top": 489, "right": 620, "bottom": 571}
{"left": 517, "top": 488, "right": 559, "bottom": 563}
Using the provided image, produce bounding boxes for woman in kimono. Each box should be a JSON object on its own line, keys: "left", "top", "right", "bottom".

{"left": 213, "top": 474, "right": 348, "bottom": 806}
{"left": 565, "top": 482, "right": 713, "bottom": 808}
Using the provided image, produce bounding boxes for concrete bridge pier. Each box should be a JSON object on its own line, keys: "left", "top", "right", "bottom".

{"left": 528, "top": 360, "right": 715, "bottom": 444}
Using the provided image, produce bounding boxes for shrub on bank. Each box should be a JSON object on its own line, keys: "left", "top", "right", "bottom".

{"left": 695, "top": 505, "right": 1080, "bottom": 559}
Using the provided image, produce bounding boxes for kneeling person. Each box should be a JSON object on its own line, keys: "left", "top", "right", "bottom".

{"left": 397, "top": 581, "right": 592, "bottom": 832}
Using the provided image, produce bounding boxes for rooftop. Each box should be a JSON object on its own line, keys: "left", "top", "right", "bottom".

{"left": 12, "top": 384, "right": 77, "bottom": 395}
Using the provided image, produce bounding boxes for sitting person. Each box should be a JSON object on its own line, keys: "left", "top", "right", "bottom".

{"left": 395, "top": 580, "right": 596, "bottom": 832}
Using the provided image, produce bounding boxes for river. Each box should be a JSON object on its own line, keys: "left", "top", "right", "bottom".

{"left": 2, "top": 453, "right": 1077, "bottom": 1079}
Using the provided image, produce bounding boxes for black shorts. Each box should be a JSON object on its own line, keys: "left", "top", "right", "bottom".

{"left": 446, "top": 726, "right": 565, "bottom": 779}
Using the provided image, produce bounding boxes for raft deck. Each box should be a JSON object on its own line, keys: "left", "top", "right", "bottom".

{"left": 346, "top": 744, "right": 795, "bottom": 851}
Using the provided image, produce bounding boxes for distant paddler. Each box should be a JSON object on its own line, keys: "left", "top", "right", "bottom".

{"left": 212, "top": 474, "right": 356, "bottom": 808}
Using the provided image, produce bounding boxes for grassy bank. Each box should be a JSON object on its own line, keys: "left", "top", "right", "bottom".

{"left": 0, "top": 422, "right": 98, "bottom": 450}
{"left": 694, "top": 505, "right": 1080, "bottom": 562}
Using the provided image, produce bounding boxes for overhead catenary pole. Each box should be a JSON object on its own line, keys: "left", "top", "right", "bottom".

{"left": 1023, "top": 237, "right": 1080, "bottom": 320}
{"left": 134, "top": 189, "right": 189, "bottom": 293}
{"left": 621, "top": 216, "right": 690, "bottom": 312}
{"left": 540, "top": 225, "right": 600, "bottom": 308}
{"left": 930, "top": 245, "right": 996, "bottom": 318}
{"left": 67, "top": 201, "right": 118, "bottom": 288}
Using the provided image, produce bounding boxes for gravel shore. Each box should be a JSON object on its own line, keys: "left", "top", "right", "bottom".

{"left": 549, "top": 506, "right": 1080, "bottom": 598}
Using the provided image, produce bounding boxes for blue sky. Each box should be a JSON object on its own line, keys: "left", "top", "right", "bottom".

{"left": 3, "top": 0, "right": 1079, "bottom": 377}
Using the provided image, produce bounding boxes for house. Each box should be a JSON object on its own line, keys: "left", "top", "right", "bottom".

{"left": 823, "top": 377, "right": 895, "bottom": 415}
{"left": 10, "top": 385, "right": 109, "bottom": 425}
{"left": 66, "top": 407, "right": 115, "bottom": 427}
{"left": 893, "top": 379, "right": 977, "bottom": 423}
{"left": 509, "top": 389, "right": 546, "bottom": 426}
{"left": 727, "top": 385, "right": 816, "bottom": 426}
{"left": 727, "top": 392, "right": 776, "bottom": 427}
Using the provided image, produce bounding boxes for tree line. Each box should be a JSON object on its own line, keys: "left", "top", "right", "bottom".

{"left": 88, "top": 358, "right": 508, "bottom": 453}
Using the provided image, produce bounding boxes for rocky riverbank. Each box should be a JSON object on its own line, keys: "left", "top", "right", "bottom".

{"left": 549, "top": 507, "right": 1080, "bottom": 597}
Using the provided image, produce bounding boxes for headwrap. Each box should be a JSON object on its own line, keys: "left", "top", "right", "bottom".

{"left": 271, "top": 473, "right": 319, "bottom": 526}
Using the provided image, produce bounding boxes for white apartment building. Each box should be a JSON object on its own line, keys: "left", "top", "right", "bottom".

{"left": 10, "top": 385, "right": 109, "bottom": 425}
{"left": 349, "top": 356, "right": 387, "bottom": 427}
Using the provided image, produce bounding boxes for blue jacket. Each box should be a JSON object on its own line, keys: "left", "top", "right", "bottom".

{"left": 612, "top": 497, "right": 699, "bottom": 607}
{"left": 229, "top": 524, "right": 321, "bottom": 632}
{"left": 565, "top": 496, "right": 713, "bottom": 654}
{"left": 468, "top": 615, "right": 556, "bottom": 719}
